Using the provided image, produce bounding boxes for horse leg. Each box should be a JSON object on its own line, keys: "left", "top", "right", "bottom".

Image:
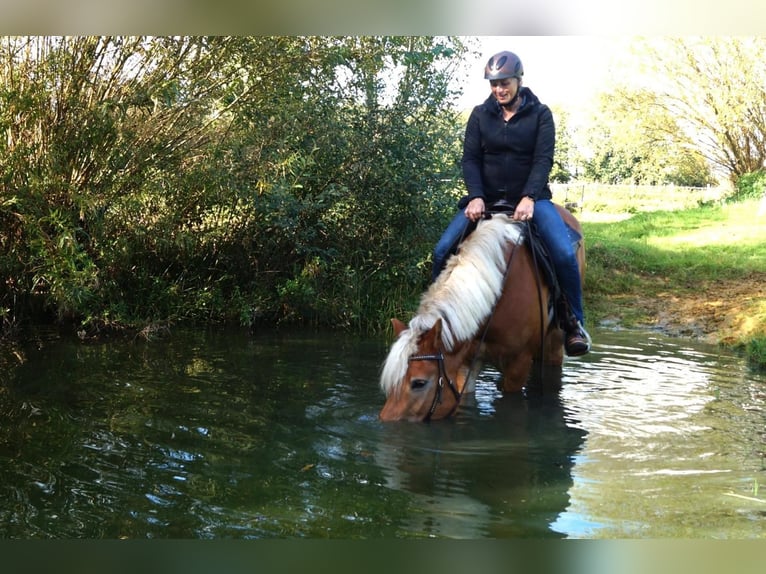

{"left": 542, "top": 326, "right": 565, "bottom": 366}
{"left": 498, "top": 353, "right": 535, "bottom": 393}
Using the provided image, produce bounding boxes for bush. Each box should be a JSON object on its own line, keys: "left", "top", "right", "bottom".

{"left": 0, "top": 36, "right": 468, "bottom": 337}
{"left": 730, "top": 171, "right": 766, "bottom": 203}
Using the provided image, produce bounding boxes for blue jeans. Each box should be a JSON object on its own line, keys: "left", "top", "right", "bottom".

{"left": 532, "top": 199, "right": 585, "bottom": 326}
{"left": 431, "top": 199, "right": 585, "bottom": 326}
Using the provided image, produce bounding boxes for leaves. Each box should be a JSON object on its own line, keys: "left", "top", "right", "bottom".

{"left": 585, "top": 38, "right": 766, "bottom": 186}
{"left": 0, "top": 36, "right": 468, "bottom": 333}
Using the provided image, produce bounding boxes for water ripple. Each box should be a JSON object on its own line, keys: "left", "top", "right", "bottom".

{"left": 0, "top": 327, "right": 763, "bottom": 539}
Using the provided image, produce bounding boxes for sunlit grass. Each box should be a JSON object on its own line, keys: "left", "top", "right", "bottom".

{"left": 645, "top": 202, "right": 766, "bottom": 250}
{"left": 583, "top": 199, "right": 766, "bottom": 279}
{"left": 579, "top": 197, "right": 766, "bottom": 367}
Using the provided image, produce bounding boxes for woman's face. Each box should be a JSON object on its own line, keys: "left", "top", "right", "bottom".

{"left": 490, "top": 77, "right": 520, "bottom": 106}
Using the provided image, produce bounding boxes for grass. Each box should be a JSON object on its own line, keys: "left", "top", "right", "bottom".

{"left": 584, "top": 201, "right": 766, "bottom": 281}
{"left": 575, "top": 193, "right": 766, "bottom": 368}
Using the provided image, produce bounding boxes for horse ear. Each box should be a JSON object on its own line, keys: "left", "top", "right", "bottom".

{"left": 431, "top": 318, "right": 443, "bottom": 341}
{"left": 391, "top": 318, "right": 408, "bottom": 337}
{"left": 421, "top": 318, "right": 443, "bottom": 350}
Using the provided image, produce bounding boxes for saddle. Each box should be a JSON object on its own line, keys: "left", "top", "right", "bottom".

{"left": 483, "top": 200, "right": 582, "bottom": 330}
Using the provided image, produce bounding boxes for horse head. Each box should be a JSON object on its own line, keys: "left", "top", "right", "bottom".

{"left": 379, "top": 317, "right": 473, "bottom": 422}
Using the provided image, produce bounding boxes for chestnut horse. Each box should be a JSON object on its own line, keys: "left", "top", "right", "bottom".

{"left": 379, "top": 205, "right": 585, "bottom": 422}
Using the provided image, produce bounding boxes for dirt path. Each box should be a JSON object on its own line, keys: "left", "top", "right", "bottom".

{"left": 612, "top": 273, "right": 766, "bottom": 345}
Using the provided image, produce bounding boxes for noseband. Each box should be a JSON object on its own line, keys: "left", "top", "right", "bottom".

{"left": 408, "top": 351, "right": 462, "bottom": 421}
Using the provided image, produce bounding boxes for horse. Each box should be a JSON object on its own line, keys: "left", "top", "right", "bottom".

{"left": 379, "top": 204, "right": 585, "bottom": 422}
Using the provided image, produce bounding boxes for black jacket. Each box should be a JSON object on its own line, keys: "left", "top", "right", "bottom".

{"left": 459, "top": 86, "right": 554, "bottom": 208}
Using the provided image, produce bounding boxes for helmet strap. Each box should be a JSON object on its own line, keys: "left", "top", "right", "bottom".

{"left": 500, "top": 80, "right": 522, "bottom": 109}
{"left": 501, "top": 91, "right": 521, "bottom": 110}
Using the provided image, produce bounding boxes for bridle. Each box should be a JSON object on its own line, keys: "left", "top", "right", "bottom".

{"left": 407, "top": 351, "right": 462, "bottom": 422}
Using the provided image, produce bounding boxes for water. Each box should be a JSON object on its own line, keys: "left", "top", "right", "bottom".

{"left": 556, "top": 331, "right": 766, "bottom": 538}
{"left": 0, "top": 327, "right": 763, "bottom": 539}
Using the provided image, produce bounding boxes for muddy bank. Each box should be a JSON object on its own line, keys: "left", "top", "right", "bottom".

{"left": 598, "top": 273, "right": 766, "bottom": 346}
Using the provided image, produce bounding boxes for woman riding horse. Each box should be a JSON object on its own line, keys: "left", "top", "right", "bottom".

{"left": 379, "top": 210, "right": 585, "bottom": 422}
{"left": 431, "top": 49, "right": 591, "bottom": 357}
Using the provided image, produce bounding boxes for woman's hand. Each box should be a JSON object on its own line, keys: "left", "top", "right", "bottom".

{"left": 513, "top": 196, "right": 535, "bottom": 221}
{"left": 464, "top": 197, "right": 485, "bottom": 222}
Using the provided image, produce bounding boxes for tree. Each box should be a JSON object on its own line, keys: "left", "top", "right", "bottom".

{"left": 232, "top": 36, "right": 468, "bottom": 328}
{"left": 0, "top": 36, "right": 260, "bottom": 326}
{"left": 633, "top": 37, "right": 766, "bottom": 184}
{"left": 0, "top": 36, "right": 468, "bottom": 334}
{"left": 550, "top": 106, "right": 574, "bottom": 183}
{"left": 581, "top": 87, "right": 715, "bottom": 186}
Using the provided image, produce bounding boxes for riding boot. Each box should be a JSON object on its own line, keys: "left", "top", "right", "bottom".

{"left": 565, "top": 318, "right": 592, "bottom": 357}
{"left": 558, "top": 300, "right": 592, "bottom": 357}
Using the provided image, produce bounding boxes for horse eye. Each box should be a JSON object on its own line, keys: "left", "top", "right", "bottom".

{"left": 410, "top": 378, "right": 430, "bottom": 391}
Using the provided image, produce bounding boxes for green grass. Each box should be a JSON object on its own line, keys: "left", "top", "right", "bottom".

{"left": 576, "top": 196, "right": 766, "bottom": 368}
{"left": 585, "top": 202, "right": 766, "bottom": 279}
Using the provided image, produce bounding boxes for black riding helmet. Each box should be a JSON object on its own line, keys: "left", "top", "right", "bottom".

{"left": 484, "top": 51, "right": 524, "bottom": 81}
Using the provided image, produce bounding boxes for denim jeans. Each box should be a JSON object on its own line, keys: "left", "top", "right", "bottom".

{"left": 431, "top": 199, "right": 585, "bottom": 326}
{"left": 531, "top": 199, "right": 585, "bottom": 326}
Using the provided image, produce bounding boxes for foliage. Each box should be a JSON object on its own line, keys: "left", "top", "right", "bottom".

{"left": 730, "top": 170, "right": 766, "bottom": 203}
{"left": 549, "top": 105, "right": 573, "bottom": 183}
{"left": 581, "top": 87, "right": 715, "bottom": 186}
{"left": 0, "top": 36, "right": 468, "bottom": 336}
{"left": 627, "top": 37, "right": 766, "bottom": 184}
{"left": 577, "top": 38, "right": 766, "bottom": 187}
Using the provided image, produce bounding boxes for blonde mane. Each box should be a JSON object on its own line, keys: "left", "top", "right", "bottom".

{"left": 380, "top": 216, "right": 524, "bottom": 396}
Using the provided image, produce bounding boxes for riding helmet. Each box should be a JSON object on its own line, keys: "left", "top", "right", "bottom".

{"left": 484, "top": 51, "right": 524, "bottom": 80}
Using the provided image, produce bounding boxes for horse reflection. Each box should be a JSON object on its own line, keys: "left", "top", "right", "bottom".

{"left": 375, "top": 366, "right": 586, "bottom": 538}
{"left": 380, "top": 207, "right": 585, "bottom": 421}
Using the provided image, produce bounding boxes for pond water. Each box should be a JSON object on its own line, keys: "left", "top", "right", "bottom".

{"left": 0, "top": 326, "right": 763, "bottom": 539}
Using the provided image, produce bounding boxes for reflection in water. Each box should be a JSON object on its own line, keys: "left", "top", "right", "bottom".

{"left": 0, "top": 327, "right": 763, "bottom": 538}
{"left": 374, "top": 367, "right": 586, "bottom": 538}
{"left": 554, "top": 332, "right": 766, "bottom": 538}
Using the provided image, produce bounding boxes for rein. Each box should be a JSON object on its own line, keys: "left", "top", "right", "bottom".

{"left": 525, "top": 223, "right": 547, "bottom": 383}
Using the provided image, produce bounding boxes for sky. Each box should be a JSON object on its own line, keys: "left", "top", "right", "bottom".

{"left": 455, "top": 36, "right": 631, "bottom": 112}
